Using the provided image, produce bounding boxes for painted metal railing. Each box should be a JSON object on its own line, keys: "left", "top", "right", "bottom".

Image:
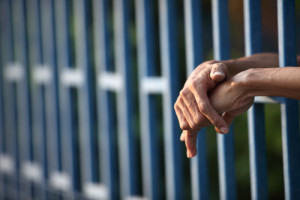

{"left": 0, "top": 0, "right": 299, "bottom": 199}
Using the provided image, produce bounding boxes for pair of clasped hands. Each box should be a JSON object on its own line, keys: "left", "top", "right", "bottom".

{"left": 174, "top": 53, "right": 300, "bottom": 158}
{"left": 174, "top": 60, "right": 253, "bottom": 158}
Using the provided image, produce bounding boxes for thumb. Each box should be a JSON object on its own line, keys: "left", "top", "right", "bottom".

{"left": 210, "top": 63, "right": 227, "bottom": 82}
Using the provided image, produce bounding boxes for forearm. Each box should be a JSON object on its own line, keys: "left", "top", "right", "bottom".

{"left": 223, "top": 53, "right": 280, "bottom": 76}
{"left": 239, "top": 67, "right": 300, "bottom": 100}
{"left": 223, "top": 53, "right": 300, "bottom": 77}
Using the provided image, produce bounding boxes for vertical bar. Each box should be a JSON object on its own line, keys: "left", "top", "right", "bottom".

{"left": 54, "top": 0, "right": 79, "bottom": 195}
{"left": 40, "top": 0, "right": 61, "bottom": 177}
{"left": 212, "top": 0, "right": 236, "bottom": 199}
{"left": 183, "top": 0, "right": 209, "bottom": 199}
{"left": 248, "top": 105, "right": 268, "bottom": 199}
{"left": 27, "top": 0, "right": 47, "bottom": 198}
{"left": 94, "top": 0, "right": 119, "bottom": 199}
{"left": 73, "top": 0, "right": 97, "bottom": 188}
{"left": 277, "top": 0, "right": 300, "bottom": 199}
{"left": 159, "top": 0, "right": 183, "bottom": 199}
{"left": 1, "top": 0, "right": 19, "bottom": 198}
{"left": 135, "top": 0, "right": 160, "bottom": 199}
{"left": 244, "top": 0, "right": 268, "bottom": 199}
{"left": 11, "top": 0, "right": 33, "bottom": 198}
{"left": 0, "top": 2, "right": 5, "bottom": 198}
{"left": 113, "top": 0, "right": 138, "bottom": 197}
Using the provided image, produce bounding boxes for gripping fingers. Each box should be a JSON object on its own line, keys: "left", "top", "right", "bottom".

{"left": 177, "top": 98, "right": 199, "bottom": 130}
{"left": 190, "top": 85, "right": 229, "bottom": 133}
{"left": 180, "top": 89, "right": 204, "bottom": 129}
{"left": 174, "top": 102, "right": 190, "bottom": 130}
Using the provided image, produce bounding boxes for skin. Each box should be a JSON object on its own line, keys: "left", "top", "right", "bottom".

{"left": 175, "top": 53, "right": 300, "bottom": 158}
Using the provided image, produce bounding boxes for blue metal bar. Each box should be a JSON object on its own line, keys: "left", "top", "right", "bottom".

{"left": 0, "top": 0, "right": 6, "bottom": 158}
{"left": 1, "top": 0, "right": 16, "bottom": 160}
{"left": 73, "top": 0, "right": 98, "bottom": 188}
{"left": 184, "top": 0, "right": 204, "bottom": 74}
{"left": 277, "top": 0, "right": 300, "bottom": 199}
{"left": 94, "top": 0, "right": 119, "bottom": 199}
{"left": 54, "top": 0, "right": 79, "bottom": 194}
{"left": 26, "top": 0, "right": 47, "bottom": 199}
{"left": 212, "top": 0, "right": 230, "bottom": 60}
{"left": 135, "top": 0, "right": 161, "bottom": 199}
{"left": 190, "top": 130, "right": 208, "bottom": 200}
{"left": 244, "top": 0, "right": 262, "bottom": 55}
{"left": 248, "top": 105, "right": 268, "bottom": 199}
{"left": 0, "top": 3, "right": 5, "bottom": 198}
{"left": 183, "top": 0, "right": 209, "bottom": 199}
{"left": 40, "top": 0, "right": 61, "bottom": 176}
{"left": 159, "top": 0, "right": 183, "bottom": 199}
{"left": 11, "top": 0, "right": 33, "bottom": 198}
{"left": 212, "top": 0, "right": 236, "bottom": 199}
{"left": 1, "top": 0, "right": 20, "bottom": 199}
{"left": 244, "top": 0, "right": 268, "bottom": 199}
{"left": 113, "top": 0, "right": 139, "bottom": 197}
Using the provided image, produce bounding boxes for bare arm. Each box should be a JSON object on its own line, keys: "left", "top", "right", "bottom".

{"left": 224, "top": 53, "right": 300, "bottom": 76}
{"left": 223, "top": 53, "right": 279, "bottom": 76}
{"left": 175, "top": 52, "right": 300, "bottom": 158}
{"left": 233, "top": 67, "right": 300, "bottom": 100}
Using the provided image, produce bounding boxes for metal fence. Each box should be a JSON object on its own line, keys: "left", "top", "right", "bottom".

{"left": 0, "top": 0, "right": 299, "bottom": 200}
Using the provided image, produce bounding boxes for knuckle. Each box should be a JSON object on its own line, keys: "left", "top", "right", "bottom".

{"left": 180, "top": 122, "right": 190, "bottom": 130}
{"left": 198, "top": 103, "right": 209, "bottom": 114}
{"left": 188, "top": 81, "right": 199, "bottom": 91}
{"left": 179, "top": 88, "right": 189, "bottom": 98}
{"left": 174, "top": 103, "right": 178, "bottom": 110}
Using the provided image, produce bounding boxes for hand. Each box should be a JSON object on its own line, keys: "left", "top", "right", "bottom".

{"left": 174, "top": 61, "right": 230, "bottom": 158}
{"left": 174, "top": 61, "right": 230, "bottom": 132}
{"left": 181, "top": 70, "right": 254, "bottom": 157}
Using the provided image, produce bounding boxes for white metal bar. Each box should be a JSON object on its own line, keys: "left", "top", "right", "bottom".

{"left": 98, "top": 72, "right": 123, "bottom": 91}
{"left": 141, "top": 77, "right": 167, "bottom": 94}
{"left": 4, "top": 63, "right": 24, "bottom": 82}
{"left": 49, "top": 171, "right": 71, "bottom": 191}
{"left": 21, "top": 161, "right": 42, "bottom": 183}
{"left": 60, "top": 68, "right": 84, "bottom": 87}
{"left": 33, "top": 65, "right": 52, "bottom": 84}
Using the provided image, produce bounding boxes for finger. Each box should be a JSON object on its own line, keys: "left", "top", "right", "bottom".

{"left": 180, "top": 90, "right": 205, "bottom": 129}
{"left": 210, "top": 63, "right": 227, "bottom": 82}
{"left": 214, "top": 112, "right": 235, "bottom": 133}
{"left": 180, "top": 131, "right": 186, "bottom": 141}
{"left": 174, "top": 100, "right": 190, "bottom": 130}
{"left": 185, "top": 130, "right": 198, "bottom": 158}
{"left": 189, "top": 84, "right": 229, "bottom": 133}
{"left": 177, "top": 97, "right": 199, "bottom": 130}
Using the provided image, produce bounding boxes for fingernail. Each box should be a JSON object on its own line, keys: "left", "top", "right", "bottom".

{"left": 220, "top": 127, "right": 229, "bottom": 134}
{"left": 213, "top": 72, "right": 225, "bottom": 76}
{"left": 186, "top": 151, "right": 189, "bottom": 158}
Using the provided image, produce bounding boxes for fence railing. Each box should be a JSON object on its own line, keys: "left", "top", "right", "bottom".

{"left": 0, "top": 0, "right": 299, "bottom": 199}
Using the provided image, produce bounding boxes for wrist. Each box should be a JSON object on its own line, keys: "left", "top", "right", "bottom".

{"left": 222, "top": 59, "right": 240, "bottom": 77}
{"left": 230, "top": 68, "right": 259, "bottom": 98}
{"left": 232, "top": 68, "right": 275, "bottom": 98}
